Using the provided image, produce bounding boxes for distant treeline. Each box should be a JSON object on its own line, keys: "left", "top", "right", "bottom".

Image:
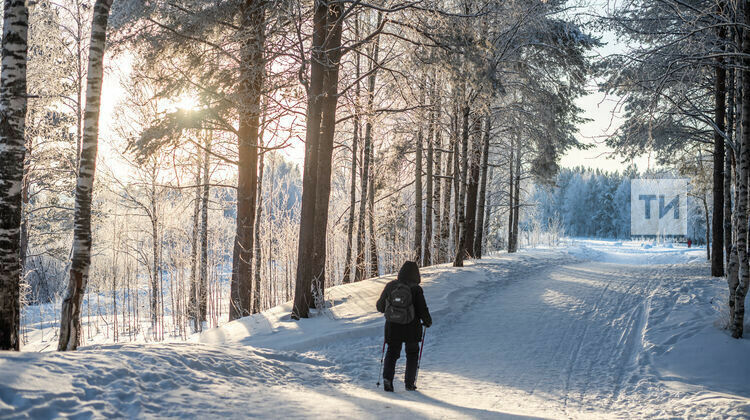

{"left": 530, "top": 167, "right": 708, "bottom": 243}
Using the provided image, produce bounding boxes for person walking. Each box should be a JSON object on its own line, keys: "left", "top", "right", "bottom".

{"left": 376, "top": 261, "right": 432, "bottom": 392}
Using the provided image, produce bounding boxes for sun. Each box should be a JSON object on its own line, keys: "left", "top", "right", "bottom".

{"left": 172, "top": 93, "right": 200, "bottom": 111}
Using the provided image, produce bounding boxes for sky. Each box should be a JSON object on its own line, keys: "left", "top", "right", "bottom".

{"left": 560, "top": 87, "right": 653, "bottom": 173}
{"left": 557, "top": 0, "right": 654, "bottom": 173}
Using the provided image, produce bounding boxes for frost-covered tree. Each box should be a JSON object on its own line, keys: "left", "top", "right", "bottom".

{"left": 22, "top": 1, "right": 77, "bottom": 304}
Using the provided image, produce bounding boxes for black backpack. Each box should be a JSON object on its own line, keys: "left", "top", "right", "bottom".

{"left": 385, "top": 282, "right": 415, "bottom": 324}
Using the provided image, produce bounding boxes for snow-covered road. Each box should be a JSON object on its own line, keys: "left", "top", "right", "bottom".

{"left": 419, "top": 259, "right": 744, "bottom": 418}
{"left": 2, "top": 241, "right": 749, "bottom": 419}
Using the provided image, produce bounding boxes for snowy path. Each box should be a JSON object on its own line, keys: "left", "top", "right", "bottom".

{"left": 2, "top": 241, "right": 750, "bottom": 419}
{"left": 416, "top": 261, "right": 729, "bottom": 418}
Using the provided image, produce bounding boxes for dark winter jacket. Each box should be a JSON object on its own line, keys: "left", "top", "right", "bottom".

{"left": 376, "top": 261, "right": 432, "bottom": 343}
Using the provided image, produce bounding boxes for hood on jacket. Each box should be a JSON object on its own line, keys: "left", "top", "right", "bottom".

{"left": 397, "top": 261, "right": 421, "bottom": 285}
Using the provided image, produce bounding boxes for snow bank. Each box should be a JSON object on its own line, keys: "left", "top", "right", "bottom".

{"left": 567, "top": 238, "right": 707, "bottom": 266}
{"left": 198, "top": 249, "right": 574, "bottom": 351}
{"left": 2, "top": 240, "right": 749, "bottom": 419}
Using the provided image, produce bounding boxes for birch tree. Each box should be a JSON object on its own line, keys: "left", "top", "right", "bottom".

{"left": 732, "top": 0, "right": 750, "bottom": 339}
{"left": 0, "top": 0, "right": 29, "bottom": 351}
{"left": 58, "top": 0, "right": 113, "bottom": 351}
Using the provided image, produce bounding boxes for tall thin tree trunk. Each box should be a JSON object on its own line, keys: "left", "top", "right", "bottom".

{"left": 727, "top": 63, "right": 735, "bottom": 272}
{"left": 732, "top": 0, "right": 750, "bottom": 338}
{"left": 433, "top": 96, "right": 443, "bottom": 264}
{"left": 474, "top": 116, "right": 491, "bottom": 258}
{"left": 343, "top": 15, "right": 360, "bottom": 284}
{"left": 368, "top": 165, "right": 379, "bottom": 277}
{"left": 74, "top": 0, "right": 84, "bottom": 174}
{"left": 713, "top": 2, "right": 727, "bottom": 277}
{"left": 462, "top": 115, "right": 481, "bottom": 259}
{"left": 728, "top": 16, "right": 743, "bottom": 330}
{"left": 507, "top": 135, "right": 515, "bottom": 252}
{"left": 704, "top": 196, "right": 711, "bottom": 261}
{"left": 424, "top": 76, "right": 435, "bottom": 267}
{"left": 440, "top": 126, "right": 453, "bottom": 264}
{"left": 415, "top": 127, "right": 423, "bottom": 264}
{"left": 150, "top": 174, "right": 160, "bottom": 331}
{"left": 354, "top": 14, "right": 380, "bottom": 282}
{"left": 230, "top": 0, "right": 264, "bottom": 321}
{"left": 453, "top": 104, "right": 470, "bottom": 267}
{"left": 199, "top": 138, "right": 210, "bottom": 322}
{"left": 189, "top": 151, "right": 200, "bottom": 331}
{"left": 452, "top": 108, "right": 460, "bottom": 258}
{"left": 19, "top": 134, "right": 30, "bottom": 279}
{"left": 253, "top": 147, "right": 264, "bottom": 313}
{"left": 355, "top": 113, "right": 371, "bottom": 282}
{"left": 58, "top": 0, "right": 111, "bottom": 351}
{"left": 0, "top": 0, "right": 28, "bottom": 351}
{"left": 483, "top": 167, "right": 493, "bottom": 251}
{"left": 512, "top": 139, "right": 521, "bottom": 251}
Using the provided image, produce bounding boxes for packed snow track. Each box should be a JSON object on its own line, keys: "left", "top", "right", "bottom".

{"left": 2, "top": 240, "right": 749, "bottom": 419}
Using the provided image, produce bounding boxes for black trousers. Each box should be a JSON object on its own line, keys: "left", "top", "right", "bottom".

{"left": 382, "top": 341, "right": 420, "bottom": 386}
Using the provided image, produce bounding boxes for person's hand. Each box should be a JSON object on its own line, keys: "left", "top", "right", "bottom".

{"left": 423, "top": 320, "right": 432, "bottom": 328}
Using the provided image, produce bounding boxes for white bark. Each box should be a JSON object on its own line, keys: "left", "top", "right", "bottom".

{"left": 59, "top": 0, "right": 113, "bottom": 351}
{"left": 0, "top": 0, "right": 29, "bottom": 351}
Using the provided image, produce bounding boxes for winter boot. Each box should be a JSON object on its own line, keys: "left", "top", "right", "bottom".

{"left": 383, "top": 379, "right": 394, "bottom": 392}
{"left": 405, "top": 383, "right": 417, "bottom": 391}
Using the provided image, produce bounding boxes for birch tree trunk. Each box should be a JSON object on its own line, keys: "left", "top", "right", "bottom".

{"left": 230, "top": 0, "right": 264, "bottom": 321}
{"left": 726, "top": 62, "right": 735, "bottom": 271}
{"left": 732, "top": 0, "right": 750, "bottom": 338}
{"left": 0, "top": 0, "right": 28, "bottom": 351}
{"left": 728, "top": 19, "right": 742, "bottom": 329}
{"left": 58, "top": 0, "right": 111, "bottom": 351}
{"left": 474, "top": 117, "right": 491, "bottom": 258}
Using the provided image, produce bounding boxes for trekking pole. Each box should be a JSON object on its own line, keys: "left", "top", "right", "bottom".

{"left": 376, "top": 339, "right": 386, "bottom": 387}
{"left": 415, "top": 325, "right": 426, "bottom": 385}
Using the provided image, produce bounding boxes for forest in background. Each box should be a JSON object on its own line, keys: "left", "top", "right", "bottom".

{"left": 531, "top": 166, "right": 710, "bottom": 244}
{"left": 2, "top": 0, "right": 750, "bottom": 351}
